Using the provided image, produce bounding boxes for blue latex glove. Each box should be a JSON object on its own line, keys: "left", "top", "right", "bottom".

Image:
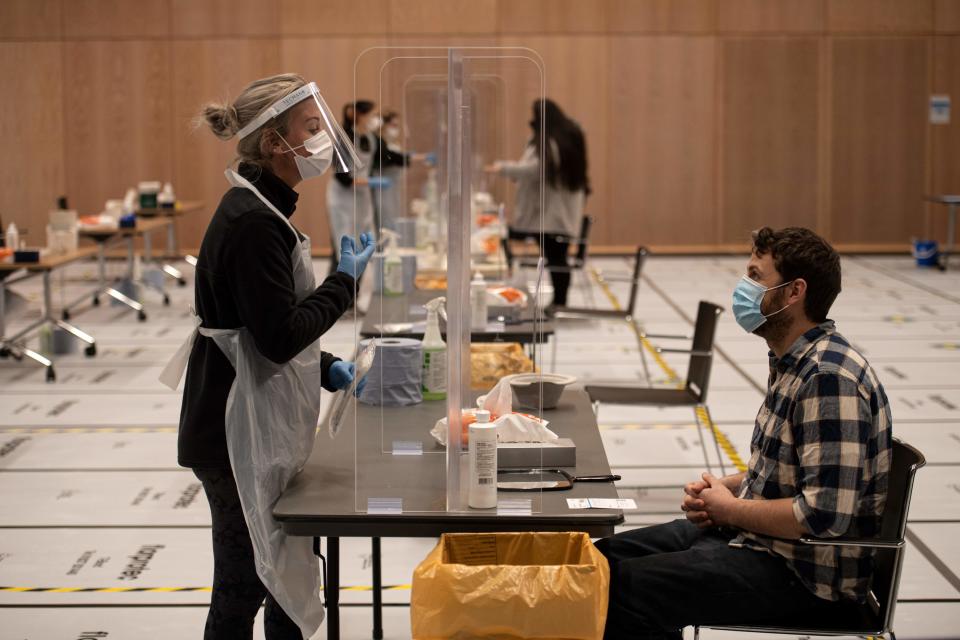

{"left": 336, "top": 232, "right": 376, "bottom": 279}
{"left": 424, "top": 152, "right": 437, "bottom": 167}
{"left": 367, "top": 176, "right": 393, "bottom": 190}
{"left": 328, "top": 360, "right": 368, "bottom": 396}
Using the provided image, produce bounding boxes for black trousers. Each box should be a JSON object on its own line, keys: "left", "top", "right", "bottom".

{"left": 509, "top": 229, "right": 572, "bottom": 307}
{"left": 194, "top": 467, "right": 303, "bottom": 640}
{"left": 595, "top": 519, "right": 859, "bottom": 640}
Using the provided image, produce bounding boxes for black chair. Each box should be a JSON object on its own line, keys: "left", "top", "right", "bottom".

{"left": 554, "top": 245, "right": 648, "bottom": 323}
{"left": 508, "top": 215, "right": 597, "bottom": 305}
{"left": 585, "top": 300, "right": 726, "bottom": 476}
{"left": 694, "top": 438, "right": 926, "bottom": 640}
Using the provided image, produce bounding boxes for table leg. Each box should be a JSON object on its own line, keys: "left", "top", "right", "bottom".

{"left": 328, "top": 536, "right": 340, "bottom": 640}
{"left": 372, "top": 537, "right": 383, "bottom": 640}
{"left": 945, "top": 204, "right": 957, "bottom": 271}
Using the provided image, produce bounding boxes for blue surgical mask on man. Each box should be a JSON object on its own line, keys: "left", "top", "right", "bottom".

{"left": 732, "top": 276, "right": 794, "bottom": 333}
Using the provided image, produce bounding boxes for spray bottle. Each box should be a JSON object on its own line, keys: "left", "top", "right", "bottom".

{"left": 421, "top": 296, "right": 447, "bottom": 401}
{"left": 381, "top": 228, "right": 404, "bottom": 296}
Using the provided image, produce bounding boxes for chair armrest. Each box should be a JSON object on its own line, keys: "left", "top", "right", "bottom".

{"left": 641, "top": 333, "right": 691, "bottom": 341}
{"left": 799, "top": 536, "right": 904, "bottom": 549}
{"left": 655, "top": 347, "right": 712, "bottom": 357}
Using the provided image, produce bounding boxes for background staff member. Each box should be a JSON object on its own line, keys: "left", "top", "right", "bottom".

{"left": 487, "top": 98, "right": 590, "bottom": 309}
{"left": 167, "top": 73, "right": 375, "bottom": 640}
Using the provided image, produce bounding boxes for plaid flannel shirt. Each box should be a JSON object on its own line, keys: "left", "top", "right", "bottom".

{"left": 729, "top": 321, "right": 892, "bottom": 602}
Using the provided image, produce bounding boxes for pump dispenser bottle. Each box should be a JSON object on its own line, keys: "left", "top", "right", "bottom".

{"left": 468, "top": 409, "right": 497, "bottom": 508}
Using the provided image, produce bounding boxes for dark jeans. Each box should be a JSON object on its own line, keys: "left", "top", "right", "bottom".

{"left": 194, "top": 467, "right": 303, "bottom": 640}
{"left": 595, "top": 519, "right": 858, "bottom": 640}
{"left": 509, "top": 229, "right": 572, "bottom": 307}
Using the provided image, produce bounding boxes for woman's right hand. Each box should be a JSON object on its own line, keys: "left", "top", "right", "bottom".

{"left": 336, "top": 232, "right": 376, "bottom": 279}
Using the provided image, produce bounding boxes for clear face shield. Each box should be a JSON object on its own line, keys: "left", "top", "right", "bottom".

{"left": 237, "top": 81, "right": 364, "bottom": 177}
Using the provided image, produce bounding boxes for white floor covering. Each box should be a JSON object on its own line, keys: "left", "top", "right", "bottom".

{"left": 1, "top": 253, "right": 958, "bottom": 638}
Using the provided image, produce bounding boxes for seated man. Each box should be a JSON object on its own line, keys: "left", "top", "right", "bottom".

{"left": 596, "top": 227, "right": 892, "bottom": 640}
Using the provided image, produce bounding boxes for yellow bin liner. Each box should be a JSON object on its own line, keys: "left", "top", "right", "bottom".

{"left": 411, "top": 531, "right": 609, "bottom": 640}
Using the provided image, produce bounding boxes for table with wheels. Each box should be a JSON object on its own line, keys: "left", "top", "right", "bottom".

{"left": 274, "top": 389, "right": 623, "bottom": 640}
{"left": 925, "top": 194, "right": 960, "bottom": 271}
{"left": 136, "top": 200, "right": 204, "bottom": 285}
{"left": 77, "top": 216, "right": 180, "bottom": 322}
{"left": 0, "top": 246, "right": 100, "bottom": 381}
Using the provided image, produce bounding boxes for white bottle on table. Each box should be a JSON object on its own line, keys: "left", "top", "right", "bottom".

{"left": 468, "top": 409, "right": 498, "bottom": 509}
{"left": 470, "top": 271, "right": 487, "bottom": 331}
{"left": 5, "top": 223, "right": 19, "bottom": 251}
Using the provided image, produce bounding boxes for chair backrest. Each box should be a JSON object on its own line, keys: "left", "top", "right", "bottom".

{"left": 873, "top": 439, "right": 926, "bottom": 632}
{"left": 625, "top": 246, "right": 648, "bottom": 317}
{"left": 573, "top": 215, "right": 594, "bottom": 265}
{"left": 685, "top": 301, "right": 724, "bottom": 402}
{"left": 501, "top": 236, "right": 514, "bottom": 274}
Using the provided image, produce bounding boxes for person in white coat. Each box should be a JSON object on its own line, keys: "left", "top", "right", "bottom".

{"left": 487, "top": 99, "right": 590, "bottom": 308}
{"left": 326, "top": 100, "right": 379, "bottom": 273}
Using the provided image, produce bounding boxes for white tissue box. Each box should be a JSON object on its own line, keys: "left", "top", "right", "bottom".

{"left": 497, "top": 438, "right": 576, "bottom": 469}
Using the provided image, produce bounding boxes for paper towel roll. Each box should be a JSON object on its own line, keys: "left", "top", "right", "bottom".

{"left": 357, "top": 337, "right": 423, "bottom": 406}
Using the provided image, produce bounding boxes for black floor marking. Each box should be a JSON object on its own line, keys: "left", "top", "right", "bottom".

{"left": 905, "top": 527, "right": 960, "bottom": 596}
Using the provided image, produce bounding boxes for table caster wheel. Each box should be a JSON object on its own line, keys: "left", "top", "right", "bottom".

{"left": 138, "top": 310, "right": 147, "bottom": 322}
{"left": 62, "top": 309, "right": 71, "bottom": 321}
{"left": 92, "top": 296, "right": 100, "bottom": 306}
{"left": 178, "top": 278, "right": 187, "bottom": 287}
{"left": 163, "top": 294, "right": 171, "bottom": 306}
{"left": 85, "top": 344, "right": 97, "bottom": 357}
{"left": 46, "top": 367, "right": 56, "bottom": 383}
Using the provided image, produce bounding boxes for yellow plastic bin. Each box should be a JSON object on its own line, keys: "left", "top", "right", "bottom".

{"left": 411, "top": 531, "right": 610, "bottom": 640}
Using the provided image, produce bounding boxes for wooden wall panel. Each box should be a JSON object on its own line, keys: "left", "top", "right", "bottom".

{"left": 279, "top": 0, "right": 388, "bottom": 36}
{"left": 171, "top": 0, "right": 279, "bottom": 37}
{"left": 280, "top": 37, "right": 384, "bottom": 250}
{"left": 935, "top": 0, "right": 960, "bottom": 32}
{"left": 171, "top": 40, "right": 282, "bottom": 250}
{"left": 717, "top": 0, "right": 823, "bottom": 33}
{"left": 63, "top": 41, "right": 173, "bottom": 217}
{"left": 0, "top": 43, "right": 65, "bottom": 236}
{"left": 830, "top": 38, "right": 929, "bottom": 244}
{"left": 827, "top": 0, "right": 933, "bottom": 33}
{"left": 607, "top": 0, "right": 715, "bottom": 34}
{"left": 499, "top": 36, "right": 611, "bottom": 243}
{"left": 608, "top": 37, "right": 716, "bottom": 246}
{"left": 498, "top": 0, "right": 608, "bottom": 34}
{"left": 0, "top": 0, "right": 61, "bottom": 40}
{"left": 388, "top": 0, "right": 498, "bottom": 35}
{"left": 63, "top": 0, "right": 170, "bottom": 39}
{"left": 720, "top": 39, "right": 820, "bottom": 243}
{"left": 931, "top": 36, "right": 960, "bottom": 244}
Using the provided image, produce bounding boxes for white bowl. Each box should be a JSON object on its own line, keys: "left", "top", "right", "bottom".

{"left": 510, "top": 373, "right": 576, "bottom": 410}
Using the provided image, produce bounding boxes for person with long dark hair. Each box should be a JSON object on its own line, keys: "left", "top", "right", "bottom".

{"left": 487, "top": 98, "right": 590, "bottom": 308}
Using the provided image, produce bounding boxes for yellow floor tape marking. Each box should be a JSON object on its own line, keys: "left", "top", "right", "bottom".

{"left": 591, "top": 266, "right": 747, "bottom": 473}
{"left": 0, "top": 585, "right": 412, "bottom": 593}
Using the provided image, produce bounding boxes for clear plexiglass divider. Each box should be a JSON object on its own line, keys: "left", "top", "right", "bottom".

{"left": 351, "top": 47, "right": 546, "bottom": 515}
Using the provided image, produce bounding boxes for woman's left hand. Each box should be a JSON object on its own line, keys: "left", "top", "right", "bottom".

{"left": 329, "top": 360, "right": 368, "bottom": 396}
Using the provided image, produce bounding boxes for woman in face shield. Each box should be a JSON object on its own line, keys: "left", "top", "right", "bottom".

{"left": 162, "top": 73, "right": 375, "bottom": 640}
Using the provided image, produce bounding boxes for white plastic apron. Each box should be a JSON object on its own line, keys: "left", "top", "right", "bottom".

{"left": 159, "top": 169, "right": 325, "bottom": 638}
{"left": 326, "top": 132, "right": 375, "bottom": 258}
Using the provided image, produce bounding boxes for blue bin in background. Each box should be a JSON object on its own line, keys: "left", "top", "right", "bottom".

{"left": 912, "top": 239, "right": 939, "bottom": 267}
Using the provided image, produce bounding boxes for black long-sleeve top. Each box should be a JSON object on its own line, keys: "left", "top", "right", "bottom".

{"left": 177, "top": 163, "right": 355, "bottom": 468}
{"left": 333, "top": 131, "right": 409, "bottom": 188}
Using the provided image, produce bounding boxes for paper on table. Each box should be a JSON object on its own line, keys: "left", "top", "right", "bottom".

{"left": 567, "top": 498, "right": 636, "bottom": 510}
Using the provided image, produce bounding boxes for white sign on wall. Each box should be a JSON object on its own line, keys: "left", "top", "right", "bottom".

{"left": 930, "top": 95, "right": 951, "bottom": 125}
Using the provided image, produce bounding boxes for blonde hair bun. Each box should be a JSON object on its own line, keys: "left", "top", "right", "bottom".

{"left": 201, "top": 102, "right": 240, "bottom": 141}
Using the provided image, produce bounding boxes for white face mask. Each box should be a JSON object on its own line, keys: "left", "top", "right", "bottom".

{"left": 366, "top": 115, "right": 382, "bottom": 133}
{"left": 384, "top": 125, "right": 401, "bottom": 142}
{"left": 280, "top": 130, "right": 334, "bottom": 180}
